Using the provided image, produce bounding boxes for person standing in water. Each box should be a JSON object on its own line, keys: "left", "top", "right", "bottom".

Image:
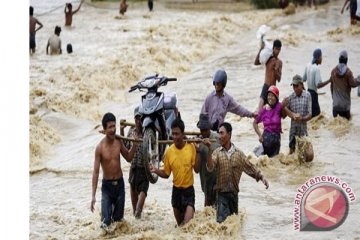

{"left": 64, "top": 0, "right": 84, "bottom": 27}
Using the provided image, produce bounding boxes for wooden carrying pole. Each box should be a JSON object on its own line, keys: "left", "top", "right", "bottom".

{"left": 120, "top": 119, "right": 201, "bottom": 136}
{"left": 114, "top": 134, "right": 215, "bottom": 144}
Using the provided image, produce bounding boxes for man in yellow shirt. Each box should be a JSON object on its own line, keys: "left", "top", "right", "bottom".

{"left": 150, "top": 118, "right": 200, "bottom": 226}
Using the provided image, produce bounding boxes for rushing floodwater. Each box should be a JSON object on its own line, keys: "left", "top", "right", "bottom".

{"left": 30, "top": 1, "right": 360, "bottom": 239}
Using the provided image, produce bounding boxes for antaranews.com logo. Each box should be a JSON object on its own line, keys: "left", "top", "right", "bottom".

{"left": 293, "top": 175, "right": 356, "bottom": 231}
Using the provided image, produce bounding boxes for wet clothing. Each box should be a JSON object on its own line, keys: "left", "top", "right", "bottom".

{"left": 129, "top": 167, "right": 149, "bottom": 195}
{"left": 330, "top": 65, "right": 360, "bottom": 116}
{"left": 124, "top": 128, "right": 149, "bottom": 194}
{"left": 286, "top": 90, "right": 312, "bottom": 149}
{"left": 216, "top": 192, "right": 238, "bottom": 223}
{"left": 101, "top": 178, "right": 125, "bottom": 226}
{"left": 262, "top": 131, "right": 281, "bottom": 157}
{"left": 163, "top": 143, "right": 196, "bottom": 188}
{"left": 171, "top": 185, "right": 195, "bottom": 213}
{"left": 47, "top": 34, "right": 61, "bottom": 55}
{"left": 208, "top": 144, "right": 262, "bottom": 223}
{"left": 308, "top": 89, "right": 321, "bottom": 117}
{"left": 333, "top": 109, "right": 351, "bottom": 120}
{"left": 260, "top": 83, "right": 270, "bottom": 103}
{"left": 201, "top": 90, "right": 253, "bottom": 131}
{"left": 30, "top": 33, "right": 36, "bottom": 49}
{"left": 198, "top": 131, "right": 220, "bottom": 206}
{"left": 303, "top": 62, "right": 322, "bottom": 117}
{"left": 256, "top": 102, "right": 282, "bottom": 134}
{"left": 207, "top": 144, "right": 262, "bottom": 193}
{"left": 256, "top": 102, "right": 282, "bottom": 157}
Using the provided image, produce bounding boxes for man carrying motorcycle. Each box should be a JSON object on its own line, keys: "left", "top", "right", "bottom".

{"left": 121, "top": 107, "right": 149, "bottom": 219}
{"left": 149, "top": 118, "right": 201, "bottom": 226}
{"left": 201, "top": 69, "right": 257, "bottom": 131}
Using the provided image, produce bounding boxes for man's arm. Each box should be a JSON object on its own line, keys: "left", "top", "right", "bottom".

{"left": 227, "top": 95, "right": 254, "bottom": 118}
{"left": 35, "top": 19, "right": 43, "bottom": 32}
{"left": 73, "top": 0, "right": 84, "bottom": 14}
{"left": 46, "top": 40, "right": 50, "bottom": 55}
{"left": 150, "top": 165, "right": 170, "bottom": 179}
{"left": 254, "top": 43, "right": 264, "bottom": 65}
{"left": 274, "top": 59, "right": 282, "bottom": 82}
{"left": 253, "top": 119, "right": 263, "bottom": 143}
{"left": 241, "top": 151, "right": 269, "bottom": 189}
{"left": 317, "top": 79, "right": 331, "bottom": 89}
{"left": 347, "top": 70, "right": 360, "bottom": 88}
{"left": 341, "top": 0, "right": 350, "bottom": 14}
{"left": 91, "top": 145, "right": 101, "bottom": 212}
{"left": 120, "top": 139, "right": 138, "bottom": 162}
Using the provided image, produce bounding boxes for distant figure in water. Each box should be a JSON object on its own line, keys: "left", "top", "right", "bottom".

{"left": 283, "top": 75, "right": 313, "bottom": 162}
{"left": 29, "top": 6, "right": 43, "bottom": 55}
{"left": 91, "top": 113, "right": 138, "bottom": 230}
{"left": 46, "top": 26, "right": 62, "bottom": 55}
{"left": 329, "top": 50, "right": 360, "bottom": 120}
{"left": 64, "top": 0, "right": 84, "bottom": 27}
{"left": 341, "top": 0, "right": 360, "bottom": 25}
{"left": 148, "top": 0, "right": 153, "bottom": 11}
{"left": 119, "top": 0, "right": 128, "bottom": 15}
{"left": 192, "top": 0, "right": 199, "bottom": 3}
{"left": 206, "top": 122, "right": 269, "bottom": 223}
{"left": 279, "top": 0, "right": 289, "bottom": 8}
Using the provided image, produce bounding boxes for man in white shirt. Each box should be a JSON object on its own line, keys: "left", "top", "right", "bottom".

{"left": 46, "top": 26, "right": 62, "bottom": 55}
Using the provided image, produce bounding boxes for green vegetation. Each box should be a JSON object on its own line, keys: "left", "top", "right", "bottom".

{"left": 250, "top": 0, "right": 279, "bottom": 9}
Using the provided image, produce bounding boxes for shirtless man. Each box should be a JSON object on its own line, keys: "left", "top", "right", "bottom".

{"left": 64, "top": 0, "right": 84, "bottom": 27}
{"left": 29, "top": 6, "right": 43, "bottom": 55}
{"left": 91, "top": 112, "right": 138, "bottom": 229}
{"left": 254, "top": 39, "right": 283, "bottom": 111}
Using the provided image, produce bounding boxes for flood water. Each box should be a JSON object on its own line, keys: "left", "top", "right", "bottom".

{"left": 30, "top": 0, "right": 360, "bottom": 239}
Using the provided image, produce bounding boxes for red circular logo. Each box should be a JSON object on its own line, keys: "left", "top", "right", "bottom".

{"left": 303, "top": 185, "right": 348, "bottom": 230}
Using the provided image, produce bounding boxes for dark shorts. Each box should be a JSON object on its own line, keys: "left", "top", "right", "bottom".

{"left": 30, "top": 33, "right": 36, "bottom": 49}
{"left": 262, "top": 131, "right": 281, "bottom": 157}
{"left": 260, "top": 83, "right": 270, "bottom": 103}
{"left": 101, "top": 177, "right": 125, "bottom": 226}
{"left": 333, "top": 109, "right": 351, "bottom": 120}
{"left": 350, "top": 0, "right": 357, "bottom": 17}
{"left": 129, "top": 166, "right": 149, "bottom": 196}
{"left": 171, "top": 185, "right": 195, "bottom": 213}
{"left": 308, "top": 89, "right": 320, "bottom": 118}
{"left": 216, "top": 192, "right": 238, "bottom": 223}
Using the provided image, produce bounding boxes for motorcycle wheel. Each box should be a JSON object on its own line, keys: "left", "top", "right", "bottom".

{"left": 142, "top": 128, "right": 159, "bottom": 184}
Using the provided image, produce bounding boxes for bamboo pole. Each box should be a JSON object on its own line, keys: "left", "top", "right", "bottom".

{"left": 119, "top": 119, "right": 201, "bottom": 136}
{"left": 109, "top": 133, "right": 215, "bottom": 144}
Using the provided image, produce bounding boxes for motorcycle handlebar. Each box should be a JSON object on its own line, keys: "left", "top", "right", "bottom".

{"left": 165, "top": 78, "right": 177, "bottom": 82}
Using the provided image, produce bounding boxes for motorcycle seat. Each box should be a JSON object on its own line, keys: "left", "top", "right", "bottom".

{"left": 164, "top": 92, "right": 177, "bottom": 109}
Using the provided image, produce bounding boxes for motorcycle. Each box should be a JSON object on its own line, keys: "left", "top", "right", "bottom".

{"left": 129, "top": 74, "right": 179, "bottom": 183}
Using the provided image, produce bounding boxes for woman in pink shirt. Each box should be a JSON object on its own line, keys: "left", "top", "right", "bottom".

{"left": 253, "top": 86, "right": 283, "bottom": 157}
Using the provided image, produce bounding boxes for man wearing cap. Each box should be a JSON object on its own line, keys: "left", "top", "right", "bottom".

{"left": 283, "top": 75, "right": 312, "bottom": 156}
{"left": 303, "top": 48, "right": 331, "bottom": 118}
{"left": 196, "top": 113, "right": 220, "bottom": 207}
{"left": 121, "top": 106, "right": 149, "bottom": 219}
{"left": 254, "top": 39, "right": 283, "bottom": 110}
{"left": 201, "top": 69, "right": 256, "bottom": 132}
{"left": 329, "top": 50, "right": 360, "bottom": 120}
